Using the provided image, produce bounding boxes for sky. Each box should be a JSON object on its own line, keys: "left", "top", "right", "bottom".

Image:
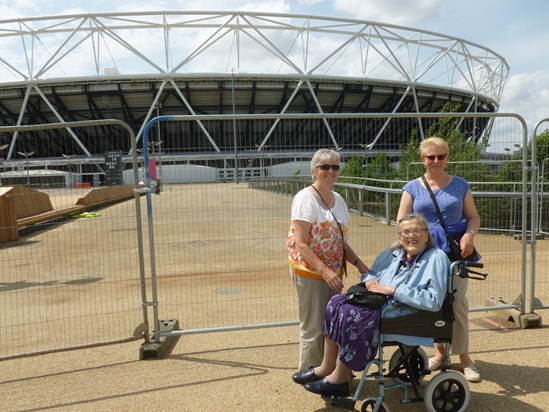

{"left": 1, "top": 0, "right": 548, "bottom": 136}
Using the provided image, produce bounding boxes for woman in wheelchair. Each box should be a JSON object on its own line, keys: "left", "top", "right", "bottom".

{"left": 292, "top": 213, "right": 450, "bottom": 398}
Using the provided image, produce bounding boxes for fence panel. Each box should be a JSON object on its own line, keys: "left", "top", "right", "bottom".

{"left": 532, "top": 118, "right": 549, "bottom": 311}
{"left": 141, "top": 114, "right": 535, "bottom": 338}
{"left": 1, "top": 113, "right": 543, "bottom": 359}
{"left": 0, "top": 122, "right": 143, "bottom": 359}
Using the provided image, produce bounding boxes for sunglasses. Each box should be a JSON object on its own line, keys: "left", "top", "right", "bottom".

{"left": 317, "top": 164, "right": 340, "bottom": 171}
{"left": 424, "top": 154, "right": 447, "bottom": 161}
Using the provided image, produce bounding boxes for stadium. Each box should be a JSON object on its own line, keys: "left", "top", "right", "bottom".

{"left": 0, "top": 11, "right": 509, "bottom": 185}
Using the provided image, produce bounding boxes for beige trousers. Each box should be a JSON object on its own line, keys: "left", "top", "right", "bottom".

{"left": 290, "top": 268, "right": 337, "bottom": 371}
{"left": 438, "top": 274, "right": 469, "bottom": 355}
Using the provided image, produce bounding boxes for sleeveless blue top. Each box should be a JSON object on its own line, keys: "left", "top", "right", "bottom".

{"left": 402, "top": 176, "right": 470, "bottom": 235}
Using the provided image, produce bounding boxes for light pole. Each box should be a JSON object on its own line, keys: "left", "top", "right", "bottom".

{"left": 62, "top": 154, "right": 75, "bottom": 188}
{"left": 0, "top": 143, "right": 8, "bottom": 186}
{"left": 255, "top": 144, "right": 270, "bottom": 177}
{"left": 17, "top": 151, "right": 35, "bottom": 187}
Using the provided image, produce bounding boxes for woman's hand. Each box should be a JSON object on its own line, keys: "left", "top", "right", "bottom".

{"left": 323, "top": 269, "right": 344, "bottom": 292}
{"left": 368, "top": 282, "right": 396, "bottom": 296}
{"left": 364, "top": 280, "right": 379, "bottom": 290}
{"left": 460, "top": 232, "right": 475, "bottom": 257}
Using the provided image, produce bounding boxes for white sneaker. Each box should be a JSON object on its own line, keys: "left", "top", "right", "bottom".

{"left": 428, "top": 357, "right": 451, "bottom": 371}
{"left": 463, "top": 365, "right": 481, "bottom": 382}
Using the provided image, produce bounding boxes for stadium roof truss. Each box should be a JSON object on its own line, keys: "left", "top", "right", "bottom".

{"left": 0, "top": 11, "right": 509, "bottom": 160}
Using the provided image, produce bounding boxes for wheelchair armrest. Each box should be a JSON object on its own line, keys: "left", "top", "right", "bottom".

{"left": 382, "top": 300, "right": 411, "bottom": 316}
{"left": 390, "top": 301, "right": 411, "bottom": 309}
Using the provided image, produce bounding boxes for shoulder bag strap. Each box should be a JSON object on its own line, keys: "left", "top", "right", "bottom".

{"left": 310, "top": 185, "right": 347, "bottom": 276}
{"left": 420, "top": 175, "right": 448, "bottom": 232}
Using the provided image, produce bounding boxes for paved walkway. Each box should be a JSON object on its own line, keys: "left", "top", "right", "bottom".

{"left": 0, "top": 313, "right": 547, "bottom": 411}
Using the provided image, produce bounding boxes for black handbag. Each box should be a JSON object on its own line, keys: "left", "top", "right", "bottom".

{"left": 345, "top": 284, "right": 390, "bottom": 309}
{"left": 421, "top": 176, "right": 480, "bottom": 262}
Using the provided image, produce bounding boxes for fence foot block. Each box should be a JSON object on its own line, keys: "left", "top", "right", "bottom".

{"left": 517, "top": 312, "right": 543, "bottom": 329}
{"left": 139, "top": 319, "right": 180, "bottom": 360}
{"left": 484, "top": 297, "right": 543, "bottom": 329}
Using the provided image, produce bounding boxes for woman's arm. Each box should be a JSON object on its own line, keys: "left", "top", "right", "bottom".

{"left": 460, "top": 189, "right": 481, "bottom": 256}
{"left": 344, "top": 242, "right": 370, "bottom": 274}
{"left": 397, "top": 191, "right": 414, "bottom": 222}
{"left": 293, "top": 219, "right": 344, "bottom": 292}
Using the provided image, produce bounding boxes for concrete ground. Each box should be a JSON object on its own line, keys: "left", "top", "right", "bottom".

{"left": 0, "top": 313, "right": 547, "bottom": 411}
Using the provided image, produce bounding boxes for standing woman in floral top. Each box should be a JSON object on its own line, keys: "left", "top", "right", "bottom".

{"left": 288, "top": 148, "right": 369, "bottom": 372}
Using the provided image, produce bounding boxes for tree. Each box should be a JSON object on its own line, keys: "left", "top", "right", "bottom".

{"left": 340, "top": 154, "right": 366, "bottom": 182}
{"left": 534, "top": 129, "right": 549, "bottom": 166}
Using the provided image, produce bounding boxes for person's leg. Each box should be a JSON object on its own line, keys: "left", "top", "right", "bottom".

{"left": 325, "top": 358, "right": 351, "bottom": 384}
{"left": 451, "top": 275, "right": 480, "bottom": 381}
{"left": 303, "top": 336, "right": 351, "bottom": 397}
{"left": 451, "top": 275, "right": 470, "bottom": 358}
{"left": 429, "top": 272, "right": 469, "bottom": 369}
{"left": 313, "top": 336, "right": 338, "bottom": 377}
{"left": 291, "top": 269, "right": 334, "bottom": 371}
{"left": 431, "top": 343, "right": 446, "bottom": 364}
{"left": 429, "top": 274, "right": 476, "bottom": 373}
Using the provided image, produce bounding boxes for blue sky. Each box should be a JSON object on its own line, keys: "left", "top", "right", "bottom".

{"left": 1, "top": 0, "right": 548, "bottom": 134}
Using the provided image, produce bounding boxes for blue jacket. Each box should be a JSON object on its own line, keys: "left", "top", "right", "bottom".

{"left": 362, "top": 246, "right": 450, "bottom": 346}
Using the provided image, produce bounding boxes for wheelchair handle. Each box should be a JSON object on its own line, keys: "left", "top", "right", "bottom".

{"left": 464, "top": 261, "right": 483, "bottom": 269}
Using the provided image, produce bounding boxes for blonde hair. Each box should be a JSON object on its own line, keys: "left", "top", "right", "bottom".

{"left": 419, "top": 136, "right": 449, "bottom": 158}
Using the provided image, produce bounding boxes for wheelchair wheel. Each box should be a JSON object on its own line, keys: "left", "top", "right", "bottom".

{"left": 424, "top": 371, "right": 470, "bottom": 412}
{"left": 361, "top": 397, "right": 390, "bottom": 412}
{"left": 388, "top": 347, "right": 428, "bottom": 386}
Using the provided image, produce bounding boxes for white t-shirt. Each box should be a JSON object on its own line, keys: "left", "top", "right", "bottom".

{"left": 287, "top": 187, "right": 349, "bottom": 276}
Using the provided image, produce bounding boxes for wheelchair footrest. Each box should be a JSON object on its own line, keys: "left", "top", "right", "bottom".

{"left": 400, "top": 397, "right": 424, "bottom": 405}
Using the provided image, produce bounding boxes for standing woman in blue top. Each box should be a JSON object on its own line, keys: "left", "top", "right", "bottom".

{"left": 397, "top": 136, "right": 481, "bottom": 382}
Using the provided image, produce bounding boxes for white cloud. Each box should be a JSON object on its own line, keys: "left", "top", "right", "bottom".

{"left": 499, "top": 71, "right": 549, "bottom": 132}
{"left": 332, "top": 0, "right": 443, "bottom": 26}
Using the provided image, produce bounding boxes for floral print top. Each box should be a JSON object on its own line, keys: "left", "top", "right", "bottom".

{"left": 287, "top": 188, "right": 349, "bottom": 279}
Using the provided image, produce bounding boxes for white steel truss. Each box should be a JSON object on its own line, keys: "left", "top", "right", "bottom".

{"left": 0, "top": 11, "right": 509, "bottom": 159}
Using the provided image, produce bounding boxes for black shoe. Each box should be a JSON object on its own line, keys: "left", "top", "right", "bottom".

{"left": 292, "top": 368, "right": 322, "bottom": 384}
{"left": 304, "top": 378, "right": 350, "bottom": 397}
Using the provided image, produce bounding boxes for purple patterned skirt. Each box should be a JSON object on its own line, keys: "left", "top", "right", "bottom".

{"left": 324, "top": 294, "right": 381, "bottom": 371}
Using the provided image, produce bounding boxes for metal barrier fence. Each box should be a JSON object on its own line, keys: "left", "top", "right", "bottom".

{"left": 0, "top": 120, "right": 151, "bottom": 359}
{"left": 531, "top": 117, "right": 549, "bottom": 311}
{"left": 137, "top": 112, "right": 545, "bottom": 347}
{"left": 1, "top": 113, "right": 547, "bottom": 360}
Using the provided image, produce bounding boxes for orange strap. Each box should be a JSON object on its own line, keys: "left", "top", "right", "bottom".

{"left": 290, "top": 260, "right": 344, "bottom": 281}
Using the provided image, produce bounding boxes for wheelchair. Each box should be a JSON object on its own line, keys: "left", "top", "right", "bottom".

{"left": 321, "top": 260, "right": 487, "bottom": 412}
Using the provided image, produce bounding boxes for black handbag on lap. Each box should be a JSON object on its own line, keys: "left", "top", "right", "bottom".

{"left": 345, "top": 284, "right": 390, "bottom": 309}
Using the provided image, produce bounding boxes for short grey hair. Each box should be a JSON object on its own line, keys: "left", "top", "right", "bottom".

{"left": 393, "top": 213, "right": 435, "bottom": 248}
{"left": 310, "top": 148, "right": 340, "bottom": 180}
